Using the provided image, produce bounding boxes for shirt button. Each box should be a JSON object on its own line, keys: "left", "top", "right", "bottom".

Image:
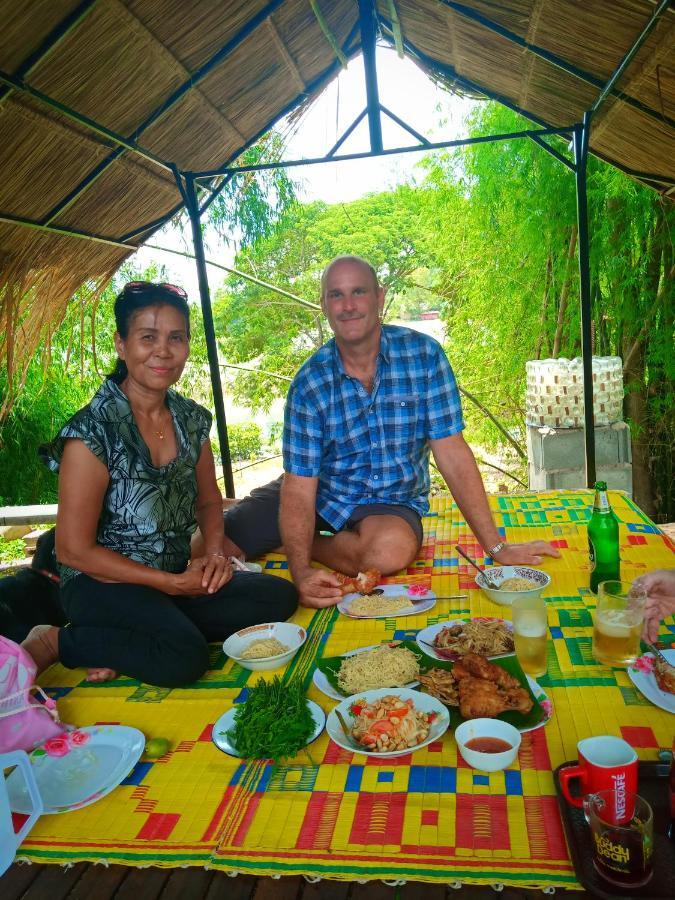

{"left": 400, "top": 401, "right": 406, "bottom": 407}
{"left": 373, "top": 475, "right": 379, "bottom": 480}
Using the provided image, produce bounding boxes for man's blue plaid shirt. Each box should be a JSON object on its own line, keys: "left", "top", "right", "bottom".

{"left": 283, "top": 325, "right": 464, "bottom": 530}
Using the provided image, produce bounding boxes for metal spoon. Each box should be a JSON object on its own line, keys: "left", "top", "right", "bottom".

{"left": 370, "top": 587, "right": 467, "bottom": 602}
{"left": 334, "top": 709, "right": 361, "bottom": 751}
{"left": 454, "top": 546, "right": 501, "bottom": 591}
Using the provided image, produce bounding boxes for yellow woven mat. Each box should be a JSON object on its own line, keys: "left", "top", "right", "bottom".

{"left": 20, "top": 490, "right": 674, "bottom": 888}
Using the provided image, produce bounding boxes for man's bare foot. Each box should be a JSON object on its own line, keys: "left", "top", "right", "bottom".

{"left": 21, "top": 624, "right": 59, "bottom": 674}
{"left": 85, "top": 667, "right": 117, "bottom": 683}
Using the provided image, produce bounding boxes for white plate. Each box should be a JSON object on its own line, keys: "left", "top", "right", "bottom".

{"left": 628, "top": 650, "right": 675, "bottom": 714}
{"left": 416, "top": 618, "right": 514, "bottom": 661}
{"left": 212, "top": 699, "right": 326, "bottom": 758}
{"left": 312, "top": 643, "right": 421, "bottom": 701}
{"left": 326, "top": 687, "right": 450, "bottom": 757}
{"left": 338, "top": 584, "right": 436, "bottom": 619}
{"left": 7, "top": 725, "right": 145, "bottom": 815}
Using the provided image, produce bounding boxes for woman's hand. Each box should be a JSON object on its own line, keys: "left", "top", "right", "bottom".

{"left": 635, "top": 569, "right": 675, "bottom": 642}
{"left": 167, "top": 554, "right": 233, "bottom": 596}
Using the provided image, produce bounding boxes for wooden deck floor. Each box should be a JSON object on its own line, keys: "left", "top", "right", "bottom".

{"left": 1, "top": 863, "right": 595, "bottom": 899}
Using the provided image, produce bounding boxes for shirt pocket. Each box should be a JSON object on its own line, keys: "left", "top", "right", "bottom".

{"left": 380, "top": 396, "right": 419, "bottom": 440}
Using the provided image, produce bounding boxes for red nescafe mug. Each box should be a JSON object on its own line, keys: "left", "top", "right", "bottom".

{"left": 559, "top": 736, "right": 638, "bottom": 819}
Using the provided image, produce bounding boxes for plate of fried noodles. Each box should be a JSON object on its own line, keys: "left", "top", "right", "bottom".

{"left": 314, "top": 641, "right": 423, "bottom": 700}
{"left": 416, "top": 618, "right": 514, "bottom": 661}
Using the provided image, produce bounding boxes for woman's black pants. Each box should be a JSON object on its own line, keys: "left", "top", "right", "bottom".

{"left": 58, "top": 572, "right": 298, "bottom": 687}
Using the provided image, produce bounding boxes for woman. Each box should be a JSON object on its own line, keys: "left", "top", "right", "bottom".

{"left": 23, "top": 282, "right": 297, "bottom": 687}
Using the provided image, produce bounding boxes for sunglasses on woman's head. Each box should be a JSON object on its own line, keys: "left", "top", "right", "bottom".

{"left": 124, "top": 281, "right": 187, "bottom": 299}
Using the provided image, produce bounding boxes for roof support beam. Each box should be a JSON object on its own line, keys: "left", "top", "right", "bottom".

{"left": 0, "top": 211, "right": 136, "bottom": 251}
{"left": 0, "top": 68, "right": 175, "bottom": 175}
{"left": 358, "top": 0, "right": 383, "bottom": 153}
{"left": 588, "top": 0, "right": 672, "bottom": 119}
{"left": 573, "top": 114, "right": 596, "bottom": 487}
{"left": 0, "top": 0, "right": 100, "bottom": 105}
{"left": 39, "top": 0, "right": 288, "bottom": 226}
{"left": 436, "top": 0, "right": 675, "bottom": 132}
{"left": 192, "top": 125, "right": 573, "bottom": 179}
{"left": 182, "top": 172, "right": 235, "bottom": 498}
{"left": 529, "top": 134, "right": 575, "bottom": 172}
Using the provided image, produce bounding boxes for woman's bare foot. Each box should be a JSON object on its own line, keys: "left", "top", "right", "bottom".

{"left": 21, "top": 625, "right": 59, "bottom": 674}
{"left": 85, "top": 667, "right": 118, "bottom": 683}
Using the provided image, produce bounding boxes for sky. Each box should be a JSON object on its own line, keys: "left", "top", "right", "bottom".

{"left": 132, "top": 46, "right": 475, "bottom": 300}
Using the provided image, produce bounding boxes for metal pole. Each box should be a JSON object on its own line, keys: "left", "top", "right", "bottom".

{"left": 182, "top": 172, "right": 235, "bottom": 498}
{"left": 358, "top": 0, "right": 383, "bottom": 153}
{"left": 589, "top": 0, "right": 672, "bottom": 119}
{"left": 573, "top": 114, "right": 596, "bottom": 487}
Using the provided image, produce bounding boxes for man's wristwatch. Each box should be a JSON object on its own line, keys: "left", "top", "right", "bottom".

{"left": 487, "top": 541, "right": 506, "bottom": 557}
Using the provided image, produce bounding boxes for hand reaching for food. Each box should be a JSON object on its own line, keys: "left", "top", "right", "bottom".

{"left": 335, "top": 568, "right": 381, "bottom": 595}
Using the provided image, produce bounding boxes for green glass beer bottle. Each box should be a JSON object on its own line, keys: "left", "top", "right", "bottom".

{"left": 588, "top": 481, "right": 620, "bottom": 593}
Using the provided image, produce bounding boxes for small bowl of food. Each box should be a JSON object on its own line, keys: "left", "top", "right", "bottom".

{"left": 475, "top": 566, "right": 550, "bottom": 607}
{"left": 454, "top": 718, "right": 521, "bottom": 771}
{"left": 223, "top": 622, "right": 306, "bottom": 672}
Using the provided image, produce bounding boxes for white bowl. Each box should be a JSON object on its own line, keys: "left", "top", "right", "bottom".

{"left": 223, "top": 622, "right": 306, "bottom": 671}
{"left": 454, "top": 718, "right": 521, "bottom": 771}
{"left": 475, "top": 566, "right": 551, "bottom": 607}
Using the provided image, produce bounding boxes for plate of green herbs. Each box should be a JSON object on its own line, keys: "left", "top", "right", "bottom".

{"left": 212, "top": 676, "right": 325, "bottom": 761}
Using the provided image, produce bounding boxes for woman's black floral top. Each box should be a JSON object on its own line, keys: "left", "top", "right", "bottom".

{"left": 41, "top": 378, "right": 212, "bottom": 585}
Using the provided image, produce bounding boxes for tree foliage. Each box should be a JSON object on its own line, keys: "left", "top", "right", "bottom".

{"left": 419, "top": 103, "right": 673, "bottom": 517}
{"left": 212, "top": 185, "right": 436, "bottom": 410}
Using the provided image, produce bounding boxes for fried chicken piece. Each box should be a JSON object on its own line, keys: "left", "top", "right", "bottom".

{"left": 335, "top": 568, "right": 381, "bottom": 595}
{"left": 452, "top": 652, "right": 534, "bottom": 719}
{"left": 654, "top": 657, "right": 675, "bottom": 695}
{"left": 457, "top": 676, "right": 533, "bottom": 719}
{"left": 454, "top": 652, "right": 521, "bottom": 691}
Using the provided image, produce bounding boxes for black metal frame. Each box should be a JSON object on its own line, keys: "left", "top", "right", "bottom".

{"left": 2, "top": 0, "right": 671, "bottom": 493}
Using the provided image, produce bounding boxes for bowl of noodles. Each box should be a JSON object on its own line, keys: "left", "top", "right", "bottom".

{"left": 223, "top": 622, "right": 306, "bottom": 671}
{"left": 475, "top": 566, "right": 551, "bottom": 607}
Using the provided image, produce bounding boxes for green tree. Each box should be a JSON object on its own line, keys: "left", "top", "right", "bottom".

{"left": 212, "top": 186, "right": 439, "bottom": 410}
{"left": 420, "top": 103, "right": 673, "bottom": 519}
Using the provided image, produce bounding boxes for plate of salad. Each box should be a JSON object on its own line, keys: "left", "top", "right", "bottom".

{"left": 211, "top": 676, "right": 325, "bottom": 760}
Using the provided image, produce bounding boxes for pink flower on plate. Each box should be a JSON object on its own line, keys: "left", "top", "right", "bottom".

{"left": 68, "top": 730, "right": 90, "bottom": 747}
{"left": 407, "top": 584, "right": 429, "bottom": 598}
{"left": 631, "top": 654, "right": 655, "bottom": 674}
{"left": 540, "top": 698, "right": 553, "bottom": 717}
{"left": 43, "top": 735, "right": 71, "bottom": 757}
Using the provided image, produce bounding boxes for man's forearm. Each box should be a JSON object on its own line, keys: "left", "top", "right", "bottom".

{"left": 279, "top": 478, "right": 317, "bottom": 580}
{"left": 433, "top": 438, "right": 501, "bottom": 552}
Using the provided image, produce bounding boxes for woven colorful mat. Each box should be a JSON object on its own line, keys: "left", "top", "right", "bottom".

{"left": 20, "top": 489, "right": 675, "bottom": 888}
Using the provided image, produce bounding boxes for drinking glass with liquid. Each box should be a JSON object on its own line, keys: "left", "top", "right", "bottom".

{"left": 592, "top": 580, "right": 647, "bottom": 668}
{"left": 512, "top": 595, "right": 548, "bottom": 678}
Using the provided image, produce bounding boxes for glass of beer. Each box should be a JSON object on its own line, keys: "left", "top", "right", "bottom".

{"left": 512, "top": 595, "right": 548, "bottom": 678}
{"left": 593, "top": 581, "right": 647, "bottom": 667}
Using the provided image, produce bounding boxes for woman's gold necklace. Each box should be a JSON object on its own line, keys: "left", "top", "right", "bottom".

{"left": 152, "top": 413, "right": 171, "bottom": 440}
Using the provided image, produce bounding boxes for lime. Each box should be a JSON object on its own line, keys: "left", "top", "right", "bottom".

{"left": 144, "top": 736, "right": 170, "bottom": 759}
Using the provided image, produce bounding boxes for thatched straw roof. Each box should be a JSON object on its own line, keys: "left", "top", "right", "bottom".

{"left": 1, "top": 0, "right": 673, "bottom": 400}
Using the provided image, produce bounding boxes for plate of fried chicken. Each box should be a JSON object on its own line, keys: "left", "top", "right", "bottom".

{"left": 417, "top": 651, "right": 552, "bottom": 733}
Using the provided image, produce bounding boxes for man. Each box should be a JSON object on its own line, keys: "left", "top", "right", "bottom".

{"left": 224, "top": 255, "right": 559, "bottom": 607}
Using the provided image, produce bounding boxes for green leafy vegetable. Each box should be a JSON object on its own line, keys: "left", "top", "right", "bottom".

{"left": 229, "top": 676, "right": 315, "bottom": 761}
